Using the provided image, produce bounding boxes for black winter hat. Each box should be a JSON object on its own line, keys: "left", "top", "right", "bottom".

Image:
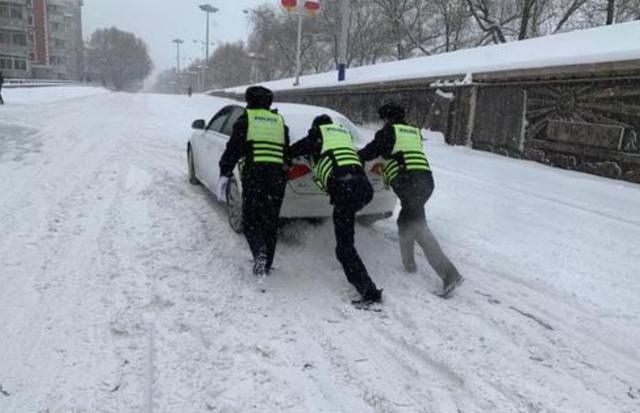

{"left": 245, "top": 86, "right": 273, "bottom": 108}
{"left": 378, "top": 102, "right": 405, "bottom": 122}
{"left": 312, "top": 114, "right": 333, "bottom": 129}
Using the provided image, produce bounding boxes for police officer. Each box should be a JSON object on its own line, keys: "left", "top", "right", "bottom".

{"left": 359, "top": 103, "right": 463, "bottom": 297}
{"left": 290, "top": 115, "right": 382, "bottom": 305}
{"left": 217, "top": 86, "right": 290, "bottom": 277}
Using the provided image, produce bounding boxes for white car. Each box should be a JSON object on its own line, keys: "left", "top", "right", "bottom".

{"left": 186, "top": 102, "right": 397, "bottom": 232}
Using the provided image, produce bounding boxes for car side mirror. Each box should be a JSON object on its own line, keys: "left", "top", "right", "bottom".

{"left": 192, "top": 119, "right": 206, "bottom": 130}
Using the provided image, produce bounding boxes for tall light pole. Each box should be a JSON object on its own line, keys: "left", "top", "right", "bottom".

{"left": 244, "top": 9, "right": 265, "bottom": 85}
{"left": 293, "top": 11, "right": 303, "bottom": 86}
{"left": 172, "top": 38, "right": 184, "bottom": 93}
{"left": 199, "top": 4, "right": 219, "bottom": 91}
{"left": 338, "top": 0, "right": 351, "bottom": 81}
{"left": 286, "top": 2, "right": 321, "bottom": 87}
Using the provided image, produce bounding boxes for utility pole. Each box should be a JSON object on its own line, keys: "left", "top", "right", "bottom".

{"left": 606, "top": 0, "right": 615, "bottom": 25}
{"left": 172, "top": 38, "right": 184, "bottom": 94}
{"left": 338, "top": 0, "right": 350, "bottom": 81}
{"left": 283, "top": 0, "right": 320, "bottom": 86}
{"left": 294, "top": 12, "right": 303, "bottom": 86}
{"left": 199, "top": 4, "right": 218, "bottom": 91}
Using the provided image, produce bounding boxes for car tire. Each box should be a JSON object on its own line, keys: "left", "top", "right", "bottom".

{"left": 187, "top": 146, "right": 201, "bottom": 185}
{"left": 226, "top": 178, "right": 244, "bottom": 234}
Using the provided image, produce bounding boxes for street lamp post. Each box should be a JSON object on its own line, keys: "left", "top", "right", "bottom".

{"left": 283, "top": 1, "right": 320, "bottom": 86}
{"left": 294, "top": 11, "right": 303, "bottom": 86}
{"left": 243, "top": 9, "right": 266, "bottom": 85}
{"left": 338, "top": 0, "right": 351, "bottom": 81}
{"left": 172, "top": 38, "right": 184, "bottom": 93}
{"left": 199, "top": 4, "right": 219, "bottom": 91}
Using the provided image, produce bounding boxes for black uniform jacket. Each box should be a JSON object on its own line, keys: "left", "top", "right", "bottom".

{"left": 358, "top": 123, "right": 396, "bottom": 162}
{"left": 359, "top": 122, "right": 434, "bottom": 190}
{"left": 289, "top": 125, "right": 364, "bottom": 181}
{"left": 219, "top": 105, "right": 291, "bottom": 178}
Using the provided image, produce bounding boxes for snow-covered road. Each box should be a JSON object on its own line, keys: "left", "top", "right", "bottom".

{"left": 1, "top": 87, "right": 639, "bottom": 413}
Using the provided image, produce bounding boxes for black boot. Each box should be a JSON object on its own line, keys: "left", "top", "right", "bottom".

{"left": 352, "top": 288, "right": 383, "bottom": 307}
{"left": 440, "top": 272, "right": 464, "bottom": 298}
{"left": 253, "top": 253, "right": 267, "bottom": 278}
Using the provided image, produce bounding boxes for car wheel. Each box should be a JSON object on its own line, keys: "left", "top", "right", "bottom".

{"left": 226, "top": 178, "right": 244, "bottom": 234}
{"left": 187, "top": 146, "right": 200, "bottom": 185}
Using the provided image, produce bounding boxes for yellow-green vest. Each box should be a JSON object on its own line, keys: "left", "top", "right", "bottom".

{"left": 312, "top": 123, "right": 362, "bottom": 192}
{"left": 383, "top": 124, "right": 430, "bottom": 185}
{"left": 246, "top": 109, "right": 285, "bottom": 165}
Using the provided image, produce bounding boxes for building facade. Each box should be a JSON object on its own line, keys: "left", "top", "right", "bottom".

{"left": 0, "top": 0, "right": 83, "bottom": 80}
{"left": 0, "top": 0, "right": 29, "bottom": 78}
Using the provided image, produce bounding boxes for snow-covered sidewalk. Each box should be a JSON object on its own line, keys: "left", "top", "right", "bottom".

{"left": 1, "top": 88, "right": 639, "bottom": 413}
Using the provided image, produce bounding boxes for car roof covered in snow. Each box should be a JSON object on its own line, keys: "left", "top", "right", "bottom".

{"left": 273, "top": 102, "right": 369, "bottom": 144}
{"left": 228, "top": 102, "right": 372, "bottom": 146}
{"left": 221, "top": 21, "right": 640, "bottom": 93}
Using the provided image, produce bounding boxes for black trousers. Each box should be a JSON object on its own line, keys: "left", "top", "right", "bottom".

{"left": 328, "top": 172, "right": 379, "bottom": 297}
{"left": 0, "top": 88, "right": 4, "bottom": 105}
{"left": 242, "top": 166, "right": 287, "bottom": 270}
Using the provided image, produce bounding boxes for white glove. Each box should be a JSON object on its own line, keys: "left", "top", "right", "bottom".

{"left": 216, "top": 176, "right": 230, "bottom": 202}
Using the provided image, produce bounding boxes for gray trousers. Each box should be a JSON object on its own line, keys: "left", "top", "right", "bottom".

{"left": 393, "top": 171, "right": 461, "bottom": 283}
{"left": 399, "top": 222, "right": 461, "bottom": 283}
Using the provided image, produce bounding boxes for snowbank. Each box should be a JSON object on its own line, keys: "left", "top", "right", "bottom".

{"left": 1, "top": 86, "right": 109, "bottom": 105}
{"left": 223, "top": 21, "right": 640, "bottom": 93}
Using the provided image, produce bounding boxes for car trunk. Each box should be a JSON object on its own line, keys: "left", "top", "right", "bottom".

{"left": 287, "top": 159, "right": 386, "bottom": 195}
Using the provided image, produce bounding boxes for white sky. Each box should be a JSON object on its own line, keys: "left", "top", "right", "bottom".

{"left": 83, "top": 0, "right": 271, "bottom": 76}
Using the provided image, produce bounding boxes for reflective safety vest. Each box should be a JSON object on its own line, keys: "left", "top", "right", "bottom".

{"left": 383, "top": 124, "right": 430, "bottom": 185}
{"left": 312, "top": 123, "right": 362, "bottom": 192}
{"left": 246, "top": 109, "right": 286, "bottom": 165}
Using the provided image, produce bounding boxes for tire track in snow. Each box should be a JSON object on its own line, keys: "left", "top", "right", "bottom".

{"left": 1, "top": 132, "right": 126, "bottom": 412}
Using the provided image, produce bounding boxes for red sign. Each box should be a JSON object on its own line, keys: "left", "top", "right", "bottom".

{"left": 304, "top": 1, "right": 320, "bottom": 14}
{"left": 281, "top": 0, "right": 297, "bottom": 11}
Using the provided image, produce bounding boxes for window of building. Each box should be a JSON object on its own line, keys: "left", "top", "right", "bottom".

{"left": 47, "top": 4, "right": 61, "bottom": 14}
{"left": 0, "top": 55, "right": 26, "bottom": 71}
{"left": 12, "top": 32, "right": 26, "bottom": 46}
{"left": 0, "top": 56, "right": 11, "bottom": 70}
{"left": 50, "top": 55, "right": 67, "bottom": 66}
{"left": 0, "top": 31, "right": 27, "bottom": 46}
{"left": 51, "top": 22, "right": 65, "bottom": 32}
{"left": 0, "top": 4, "right": 24, "bottom": 19}
{"left": 10, "top": 6, "right": 22, "bottom": 19}
{"left": 14, "top": 58, "right": 26, "bottom": 70}
{"left": 52, "top": 38, "right": 67, "bottom": 48}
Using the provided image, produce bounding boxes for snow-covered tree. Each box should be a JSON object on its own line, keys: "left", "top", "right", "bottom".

{"left": 87, "top": 27, "right": 153, "bottom": 91}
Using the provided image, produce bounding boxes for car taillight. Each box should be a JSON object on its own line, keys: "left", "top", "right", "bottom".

{"left": 288, "top": 164, "right": 312, "bottom": 180}
{"left": 370, "top": 163, "right": 384, "bottom": 176}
